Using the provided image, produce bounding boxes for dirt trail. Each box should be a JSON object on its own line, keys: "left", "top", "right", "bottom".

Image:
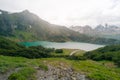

{"left": 69, "top": 50, "right": 81, "bottom": 56}
{"left": 36, "top": 65, "right": 90, "bottom": 80}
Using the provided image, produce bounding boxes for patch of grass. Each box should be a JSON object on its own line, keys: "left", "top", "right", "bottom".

{"left": 7, "top": 30, "right": 37, "bottom": 42}
{"left": 8, "top": 67, "right": 36, "bottom": 80}
{"left": 63, "top": 49, "right": 77, "bottom": 55}
{"left": 38, "top": 58, "right": 120, "bottom": 80}
{"left": 0, "top": 55, "right": 28, "bottom": 73}
{"left": 98, "top": 61, "right": 117, "bottom": 68}
{"left": 39, "top": 64, "right": 48, "bottom": 71}
{"left": 39, "top": 58, "right": 71, "bottom": 68}
{"left": 1, "top": 53, "right": 120, "bottom": 80}
{"left": 73, "top": 50, "right": 85, "bottom": 56}
{"left": 51, "top": 48, "right": 78, "bottom": 56}
{"left": 0, "top": 55, "right": 45, "bottom": 73}
{"left": 71, "top": 60, "right": 120, "bottom": 80}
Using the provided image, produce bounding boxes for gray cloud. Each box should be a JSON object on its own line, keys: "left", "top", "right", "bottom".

{"left": 0, "top": 0, "right": 120, "bottom": 27}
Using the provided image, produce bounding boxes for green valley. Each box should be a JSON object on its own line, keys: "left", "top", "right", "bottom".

{"left": 0, "top": 9, "right": 120, "bottom": 80}
{"left": 0, "top": 37, "right": 120, "bottom": 80}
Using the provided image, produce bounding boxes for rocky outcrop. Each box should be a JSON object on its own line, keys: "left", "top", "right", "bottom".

{"left": 36, "top": 65, "right": 89, "bottom": 80}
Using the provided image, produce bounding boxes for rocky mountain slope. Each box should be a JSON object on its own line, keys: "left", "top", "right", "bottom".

{"left": 70, "top": 24, "right": 120, "bottom": 40}
{"left": 0, "top": 10, "right": 120, "bottom": 44}
{"left": 0, "top": 10, "right": 85, "bottom": 42}
{"left": 70, "top": 24, "right": 120, "bottom": 34}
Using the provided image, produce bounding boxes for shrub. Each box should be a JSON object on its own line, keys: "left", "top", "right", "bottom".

{"left": 55, "top": 49, "right": 63, "bottom": 53}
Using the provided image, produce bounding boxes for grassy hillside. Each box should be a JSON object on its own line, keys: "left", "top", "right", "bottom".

{"left": 0, "top": 36, "right": 24, "bottom": 50}
{"left": 0, "top": 36, "right": 54, "bottom": 58}
{"left": 84, "top": 45, "right": 120, "bottom": 66}
{"left": 1, "top": 11, "right": 120, "bottom": 79}
{"left": 0, "top": 37, "right": 120, "bottom": 80}
{"left": 6, "top": 30, "right": 38, "bottom": 42}
{"left": 0, "top": 55, "right": 120, "bottom": 80}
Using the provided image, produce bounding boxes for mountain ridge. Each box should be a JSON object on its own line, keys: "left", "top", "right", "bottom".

{"left": 70, "top": 24, "right": 120, "bottom": 40}
{"left": 0, "top": 9, "right": 120, "bottom": 45}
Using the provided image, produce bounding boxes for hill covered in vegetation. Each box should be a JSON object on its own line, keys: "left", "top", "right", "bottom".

{"left": 0, "top": 10, "right": 120, "bottom": 45}
{"left": 84, "top": 45, "right": 120, "bottom": 66}
{"left": 0, "top": 36, "right": 120, "bottom": 80}
{"left": 0, "top": 36, "right": 54, "bottom": 58}
{"left": 1, "top": 53, "right": 120, "bottom": 80}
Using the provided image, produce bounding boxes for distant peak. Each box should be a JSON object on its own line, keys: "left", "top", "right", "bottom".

{"left": 22, "top": 10, "right": 30, "bottom": 13}
{"left": 0, "top": 9, "right": 4, "bottom": 12}
{"left": 0, "top": 9, "right": 8, "bottom": 14}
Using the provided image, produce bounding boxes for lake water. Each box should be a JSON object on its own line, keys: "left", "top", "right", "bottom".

{"left": 20, "top": 41, "right": 105, "bottom": 51}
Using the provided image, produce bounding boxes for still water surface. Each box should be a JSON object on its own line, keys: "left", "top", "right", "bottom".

{"left": 20, "top": 41, "right": 105, "bottom": 51}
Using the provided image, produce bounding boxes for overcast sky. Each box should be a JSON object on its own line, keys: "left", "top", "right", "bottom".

{"left": 0, "top": 0, "right": 120, "bottom": 27}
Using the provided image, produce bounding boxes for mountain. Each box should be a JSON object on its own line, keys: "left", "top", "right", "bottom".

{"left": 0, "top": 10, "right": 86, "bottom": 42}
{"left": 70, "top": 24, "right": 120, "bottom": 40}
{"left": 94, "top": 24, "right": 120, "bottom": 34}
{"left": 0, "top": 9, "right": 78, "bottom": 42}
{"left": 70, "top": 24, "right": 120, "bottom": 35}
{"left": 70, "top": 25, "right": 93, "bottom": 34}
{"left": 0, "top": 9, "right": 120, "bottom": 44}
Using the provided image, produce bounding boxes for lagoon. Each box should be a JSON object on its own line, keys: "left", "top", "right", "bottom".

{"left": 20, "top": 41, "right": 105, "bottom": 51}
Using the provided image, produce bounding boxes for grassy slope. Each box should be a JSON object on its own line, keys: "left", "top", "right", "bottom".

{"left": 0, "top": 55, "right": 47, "bottom": 80}
{"left": 51, "top": 48, "right": 85, "bottom": 56}
{"left": 6, "top": 30, "right": 37, "bottom": 42}
{"left": 73, "top": 50, "right": 85, "bottom": 56}
{"left": 39, "top": 58, "right": 120, "bottom": 80}
{"left": 0, "top": 48, "right": 120, "bottom": 80}
{"left": 51, "top": 49, "right": 77, "bottom": 56}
